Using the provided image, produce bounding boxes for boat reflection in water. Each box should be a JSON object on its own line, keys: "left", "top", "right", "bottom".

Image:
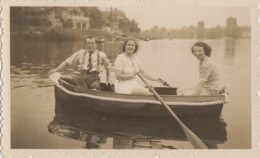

{"left": 48, "top": 102, "right": 227, "bottom": 149}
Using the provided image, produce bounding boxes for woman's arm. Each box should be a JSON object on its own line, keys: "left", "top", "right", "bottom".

{"left": 135, "top": 56, "right": 160, "bottom": 82}
{"left": 178, "top": 79, "right": 205, "bottom": 95}
{"left": 115, "top": 69, "right": 136, "bottom": 80}
{"left": 101, "top": 54, "right": 111, "bottom": 83}
{"left": 192, "top": 79, "right": 206, "bottom": 95}
{"left": 114, "top": 54, "right": 137, "bottom": 80}
{"left": 192, "top": 59, "right": 215, "bottom": 95}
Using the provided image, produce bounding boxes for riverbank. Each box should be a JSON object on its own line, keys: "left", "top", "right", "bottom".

{"left": 11, "top": 26, "right": 113, "bottom": 41}
{"left": 11, "top": 24, "right": 150, "bottom": 41}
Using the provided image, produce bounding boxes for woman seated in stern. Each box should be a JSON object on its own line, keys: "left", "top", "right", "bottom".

{"left": 114, "top": 38, "right": 161, "bottom": 95}
{"left": 177, "top": 41, "right": 224, "bottom": 96}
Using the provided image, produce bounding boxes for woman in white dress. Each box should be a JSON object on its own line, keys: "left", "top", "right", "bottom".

{"left": 114, "top": 38, "right": 161, "bottom": 94}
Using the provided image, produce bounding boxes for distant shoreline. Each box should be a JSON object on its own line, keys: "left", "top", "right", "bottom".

{"left": 10, "top": 24, "right": 149, "bottom": 41}
{"left": 11, "top": 24, "right": 250, "bottom": 41}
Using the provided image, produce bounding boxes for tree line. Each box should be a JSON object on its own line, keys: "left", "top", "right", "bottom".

{"left": 10, "top": 7, "right": 141, "bottom": 34}
{"left": 11, "top": 7, "right": 250, "bottom": 39}
{"left": 144, "top": 17, "right": 250, "bottom": 39}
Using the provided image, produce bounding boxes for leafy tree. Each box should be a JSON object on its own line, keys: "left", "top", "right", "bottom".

{"left": 150, "top": 25, "right": 160, "bottom": 38}
{"left": 129, "top": 19, "right": 140, "bottom": 33}
{"left": 81, "top": 7, "right": 102, "bottom": 29}
{"left": 118, "top": 18, "right": 129, "bottom": 32}
{"left": 10, "top": 7, "right": 27, "bottom": 25}
{"left": 29, "top": 18, "right": 41, "bottom": 26}
{"left": 102, "top": 8, "right": 141, "bottom": 33}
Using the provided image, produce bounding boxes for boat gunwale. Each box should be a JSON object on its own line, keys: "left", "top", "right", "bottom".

{"left": 55, "top": 80, "right": 226, "bottom": 106}
{"left": 58, "top": 78, "right": 225, "bottom": 98}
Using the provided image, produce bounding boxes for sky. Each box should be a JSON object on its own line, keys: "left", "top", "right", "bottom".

{"left": 101, "top": 6, "right": 250, "bottom": 30}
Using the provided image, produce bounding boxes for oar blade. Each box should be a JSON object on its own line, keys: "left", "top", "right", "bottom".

{"left": 183, "top": 127, "right": 208, "bottom": 149}
{"left": 137, "top": 72, "right": 208, "bottom": 149}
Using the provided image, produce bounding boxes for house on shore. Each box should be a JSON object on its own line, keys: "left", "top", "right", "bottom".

{"left": 101, "top": 10, "right": 123, "bottom": 37}
{"left": 21, "top": 7, "right": 90, "bottom": 30}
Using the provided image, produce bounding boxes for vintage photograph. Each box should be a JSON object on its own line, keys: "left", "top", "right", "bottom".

{"left": 9, "top": 4, "right": 251, "bottom": 151}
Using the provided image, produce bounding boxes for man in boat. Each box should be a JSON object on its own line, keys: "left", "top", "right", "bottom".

{"left": 48, "top": 36, "right": 111, "bottom": 90}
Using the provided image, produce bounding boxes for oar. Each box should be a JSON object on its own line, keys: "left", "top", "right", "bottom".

{"left": 159, "top": 78, "right": 170, "bottom": 87}
{"left": 137, "top": 73, "right": 208, "bottom": 149}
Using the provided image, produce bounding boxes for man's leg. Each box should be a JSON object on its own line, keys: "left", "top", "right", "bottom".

{"left": 88, "top": 79, "right": 101, "bottom": 90}
{"left": 72, "top": 75, "right": 88, "bottom": 88}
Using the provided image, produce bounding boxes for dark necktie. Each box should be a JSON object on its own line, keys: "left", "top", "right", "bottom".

{"left": 87, "top": 53, "right": 92, "bottom": 72}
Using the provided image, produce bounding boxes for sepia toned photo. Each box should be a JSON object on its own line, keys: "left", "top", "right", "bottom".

{"left": 1, "top": 0, "right": 260, "bottom": 157}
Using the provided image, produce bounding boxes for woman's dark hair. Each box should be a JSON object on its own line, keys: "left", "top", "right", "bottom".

{"left": 122, "top": 38, "right": 139, "bottom": 53}
{"left": 191, "top": 41, "right": 212, "bottom": 57}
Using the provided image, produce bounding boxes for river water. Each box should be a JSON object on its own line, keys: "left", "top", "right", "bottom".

{"left": 11, "top": 36, "right": 251, "bottom": 149}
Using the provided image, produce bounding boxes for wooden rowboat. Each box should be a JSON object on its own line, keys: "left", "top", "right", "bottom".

{"left": 50, "top": 73, "right": 228, "bottom": 118}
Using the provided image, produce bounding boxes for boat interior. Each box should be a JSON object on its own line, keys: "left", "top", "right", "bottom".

{"left": 58, "top": 77, "right": 178, "bottom": 95}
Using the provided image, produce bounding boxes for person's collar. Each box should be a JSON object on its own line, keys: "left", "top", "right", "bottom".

{"left": 87, "top": 50, "right": 97, "bottom": 54}
{"left": 201, "top": 56, "right": 208, "bottom": 63}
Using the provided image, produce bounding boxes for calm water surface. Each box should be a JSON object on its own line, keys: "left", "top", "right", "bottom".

{"left": 11, "top": 37, "right": 251, "bottom": 149}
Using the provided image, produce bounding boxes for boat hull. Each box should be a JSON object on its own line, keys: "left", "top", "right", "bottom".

{"left": 54, "top": 84, "right": 225, "bottom": 117}
{"left": 48, "top": 102, "right": 227, "bottom": 146}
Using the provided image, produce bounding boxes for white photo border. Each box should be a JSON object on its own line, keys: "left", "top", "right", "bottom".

{"left": 1, "top": 0, "right": 260, "bottom": 157}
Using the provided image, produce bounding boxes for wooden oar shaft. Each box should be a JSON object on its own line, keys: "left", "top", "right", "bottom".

{"left": 137, "top": 73, "right": 208, "bottom": 149}
{"left": 150, "top": 87, "right": 183, "bottom": 122}
{"left": 159, "top": 78, "right": 170, "bottom": 87}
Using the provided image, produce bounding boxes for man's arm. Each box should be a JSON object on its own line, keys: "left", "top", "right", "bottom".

{"left": 48, "top": 50, "right": 82, "bottom": 76}
{"left": 48, "top": 61, "right": 67, "bottom": 76}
